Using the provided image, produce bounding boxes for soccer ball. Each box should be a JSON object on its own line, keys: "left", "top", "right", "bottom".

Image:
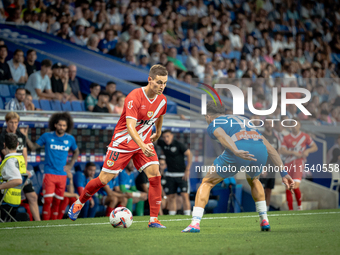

{"left": 109, "top": 207, "right": 133, "bottom": 228}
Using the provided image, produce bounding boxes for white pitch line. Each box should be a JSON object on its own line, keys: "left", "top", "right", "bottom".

{"left": 0, "top": 211, "right": 339, "bottom": 230}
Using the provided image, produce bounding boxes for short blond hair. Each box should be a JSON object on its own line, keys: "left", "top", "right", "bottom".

{"left": 149, "top": 64, "right": 168, "bottom": 79}
{"left": 5, "top": 112, "right": 20, "bottom": 122}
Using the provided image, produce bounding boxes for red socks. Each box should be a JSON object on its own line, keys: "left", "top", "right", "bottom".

{"left": 148, "top": 176, "right": 162, "bottom": 217}
{"left": 286, "top": 189, "right": 293, "bottom": 210}
{"left": 293, "top": 188, "right": 302, "bottom": 206}
{"left": 42, "top": 197, "right": 53, "bottom": 220}
{"left": 106, "top": 206, "right": 114, "bottom": 217}
{"left": 50, "top": 197, "right": 61, "bottom": 220}
{"left": 58, "top": 198, "right": 69, "bottom": 220}
{"left": 79, "top": 177, "right": 106, "bottom": 204}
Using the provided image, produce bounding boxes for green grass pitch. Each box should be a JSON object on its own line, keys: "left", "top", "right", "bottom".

{"left": 1, "top": 209, "right": 339, "bottom": 255}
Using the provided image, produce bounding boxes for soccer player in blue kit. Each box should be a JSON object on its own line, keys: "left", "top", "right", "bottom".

{"left": 24, "top": 112, "right": 79, "bottom": 220}
{"left": 182, "top": 101, "right": 295, "bottom": 233}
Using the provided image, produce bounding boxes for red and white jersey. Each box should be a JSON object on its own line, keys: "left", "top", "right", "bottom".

{"left": 281, "top": 131, "right": 314, "bottom": 164}
{"left": 108, "top": 88, "right": 167, "bottom": 153}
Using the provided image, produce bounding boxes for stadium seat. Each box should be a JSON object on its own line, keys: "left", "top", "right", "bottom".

{"left": 0, "top": 84, "right": 11, "bottom": 97}
{"left": 4, "top": 97, "right": 12, "bottom": 104}
{"left": 39, "top": 99, "right": 52, "bottom": 111}
{"left": 61, "top": 101, "right": 72, "bottom": 111}
{"left": 9, "top": 85, "right": 18, "bottom": 96}
{"left": 71, "top": 101, "right": 83, "bottom": 112}
{"left": 50, "top": 100, "right": 62, "bottom": 111}
{"left": 32, "top": 99, "right": 40, "bottom": 109}
{"left": 81, "top": 101, "right": 86, "bottom": 111}
{"left": 0, "top": 97, "right": 4, "bottom": 109}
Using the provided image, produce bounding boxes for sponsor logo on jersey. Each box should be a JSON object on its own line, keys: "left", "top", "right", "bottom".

{"left": 171, "top": 147, "right": 177, "bottom": 152}
{"left": 50, "top": 144, "right": 70, "bottom": 151}
{"left": 127, "top": 100, "right": 133, "bottom": 109}
{"left": 107, "top": 160, "right": 114, "bottom": 167}
{"left": 147, "top": 111, "right": 154, "bottom": 118}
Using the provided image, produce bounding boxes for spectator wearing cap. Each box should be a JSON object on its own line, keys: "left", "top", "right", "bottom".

{"left": 24, "top": 49, "right": 40, "bottom": 77}
{"left": 70, "top": 25, "right": 87, "bottom": 46}
{"left": 98, "top": 29, "right": 118, "bottom": 54}
{"left": 25, "top": 59, "right": 63, "bottom": 100}
{"left": 7, "top": 49, "right": 27, "bottom": 83}
{"left": 85, "top": 83, "right": 101, "bottom": 111}
{"left": 68, "top": 64, "right": 82, "bottom": 100}
{"left": 0, "top": 45, "right": 13, "bottom": 81}
{"left": 93, "top": 90, "right": 112, "bottom": 113}
{"left": 5, "top": 88, "right": 26, "bottom": 111}
{"left": 51, "top": 62, "right": 64, "bottom": 96}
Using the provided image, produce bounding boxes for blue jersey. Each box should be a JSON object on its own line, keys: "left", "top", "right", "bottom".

{"left": 118, "top": 169, "right": 135, "bottom": 190}
{"left": 73, "top": 171, "right": 92, "bottom": 194}
{"left": 207, "top": 115, "right": 267, "bottom": 179}
{"left": 98, "top": 39, "right": 118, "bottom": 51}
{"left": 36, "top": 132, "right": 77, "bottom": 176}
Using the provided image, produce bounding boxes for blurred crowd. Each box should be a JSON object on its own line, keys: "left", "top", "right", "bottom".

{"left": 1, "top": 0, "right": 340, "bottom": 123}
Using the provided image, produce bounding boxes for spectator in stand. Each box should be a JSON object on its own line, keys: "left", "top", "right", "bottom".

{"left": 50, "top": 62, "right": 64, "bottom": 98}
{"left": 87, "top": 34, "right": 100, "bottom": 52}
{"left": 0, "top": 45, "right": 12, "bottom": 81}
{"left": 70, "top": 25, "right": 87, "bottom": 46}
{"left": 25, "top": 59, "right": 62, "bottom": 100}
{"left": 23, "top": 112, "right": 79, "bottom": 220}
{"left": 0, "top": 112, "right": 40, "bottom": 221}
{"left": 93, "top": 90, "right": 112, "bottom": 113}
{"left": 61, "top": 65, "right": 77, "bottom": 101}
{"left": 7, "top": 49, "right": 27, "bottom": 83}
{"left": 117, "top": 160, "right": 147, "bottom": 216}
{"left": 112, "top": 95, "right": 125, "bottom": 114}
{"left": 105, "top": 81, "right": 116, "bottom": 99}
{"left": 108, "top": 90, "right": 123, "bottom": 112}
{"left": 24, "top": 49, "right": 40, "bottom": 77}
{"left": 5, "top": 88, "right": 26, "bottom": 111}
{"left": 157, "top": 130, "right": 192, "bottom": 216}
{"left": 73, "top": 162, "right": 99, "bottom": 218}
{"left": 318, "top": 110, "right": 337, "bottom": 126}
{"left": 108, "top": 41, "right": 128, "bottom": 59}
{"left": 24, "top": 90, "right": 37, "bottom": 111}
{"left": 85, "top": 82, "right": 101, "bottom": 111}
{"left": 68, "top": 64, "right": 82, "bottom": 100}
{"left": 327, "top": 136, "right": 340, "bottom": 164}
{"left": 57, "top": 22, "right": 71, "bottom": 41}
{"left": 98, "top": 29, "right": 118, "bottom": 54}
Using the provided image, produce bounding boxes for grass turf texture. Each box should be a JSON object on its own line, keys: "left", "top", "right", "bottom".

{"left": 1, "top": 209, "right": 339, "bottom": 255}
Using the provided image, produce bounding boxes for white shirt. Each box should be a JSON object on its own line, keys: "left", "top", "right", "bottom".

{"left": 229, "top": 33, "right": 242, "bottom": 49}
{"left": 7, "top": 59, "right": 26, "bottom": 83}
{"left": 271, "top": 39, "right": 283, "bottom": 55}
{"left": 1, "top": 153, "right": 22, "bottom": 182}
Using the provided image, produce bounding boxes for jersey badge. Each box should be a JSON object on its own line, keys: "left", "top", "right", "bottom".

{"left": 107, "top": 160, "right": 114, "bottom": 167}
{"left": 147, "top": 111, "right": 154, "bottom": 118}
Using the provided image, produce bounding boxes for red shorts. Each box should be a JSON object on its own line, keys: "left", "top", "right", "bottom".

{"left": 285, "top": 160, "right": 304, "bottom": 182}
{"left": 42, "top": 174, "right": 67, "bottom": 200}
{"left": 102, "top": 148, "right": 159, "bottom": 174}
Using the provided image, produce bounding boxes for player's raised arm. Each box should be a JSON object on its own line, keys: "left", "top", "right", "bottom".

{"left": 213, "top": 127, "right": 256, "bottom": 161}
{"left": 262, "top": 135, "right": 294, "bottom": 191}
{"left": 126, "top": 118, "right": 155, "bottom": 157}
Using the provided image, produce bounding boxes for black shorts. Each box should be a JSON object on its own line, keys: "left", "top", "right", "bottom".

{"left": 260, "top": 177, "right": 275, "bottom": 190}
{"left": 23, "top": 181, "right": 35, "bottom": 194}
{"left": 163, "top": 176, "right": 188, "bottom": 195}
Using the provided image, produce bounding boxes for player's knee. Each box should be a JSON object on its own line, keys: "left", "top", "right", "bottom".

{"left": 27, "top": 191, "right": 38, "bottom": 201}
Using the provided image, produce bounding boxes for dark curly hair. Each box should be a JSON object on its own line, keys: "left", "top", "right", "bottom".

{"left": 48, "top": 112, "right": 74, "bottom": 133}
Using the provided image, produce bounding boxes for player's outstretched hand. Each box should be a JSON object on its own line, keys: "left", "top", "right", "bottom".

{"left": 141, "top": 143, "right": 155, "bottom": 157}
{"left": 234, "top": 150, "right": 257, "bottom": 161}
{"left": 282, "top": 174, "right": 295, "bottom": 192}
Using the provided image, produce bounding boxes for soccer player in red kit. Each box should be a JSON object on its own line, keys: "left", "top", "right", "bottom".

{"left": 280, "top": 119, "right": 318, "bottom": 210}
{"left": 69, "top": 65, "right": 168, "bottom": 228}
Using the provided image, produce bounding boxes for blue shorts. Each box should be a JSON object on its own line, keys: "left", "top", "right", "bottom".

{"left": 213, "top": 140, "right": 268, "bottom": 179}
